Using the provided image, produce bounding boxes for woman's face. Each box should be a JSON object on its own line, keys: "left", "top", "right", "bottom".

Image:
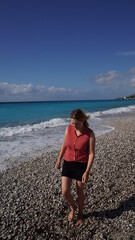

{"left": 70, "top": 118, "right": 84, "bottom": 130}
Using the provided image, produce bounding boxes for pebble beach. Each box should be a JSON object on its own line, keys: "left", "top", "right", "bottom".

{"left": 0, "top": 113, "right": 135, "bottom": 240}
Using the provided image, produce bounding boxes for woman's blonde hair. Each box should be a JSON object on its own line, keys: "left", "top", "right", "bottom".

{"left": 70, "top": 108, "right": 90, "bottom": 127}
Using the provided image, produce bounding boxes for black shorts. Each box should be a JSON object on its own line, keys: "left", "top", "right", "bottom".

{"left": 62, "top": 160, "right": 87, "bottom": 181}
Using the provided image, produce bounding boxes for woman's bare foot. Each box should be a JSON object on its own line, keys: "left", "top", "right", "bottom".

{"left": 68, "top": 206, "right": 76, "bottom": 222}
{"left": 75, "top": 213, "right": 82, "bottom": 227}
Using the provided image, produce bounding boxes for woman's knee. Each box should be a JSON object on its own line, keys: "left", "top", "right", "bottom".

{"left": 62, "top": 177, "right": 72, "bottom": 197}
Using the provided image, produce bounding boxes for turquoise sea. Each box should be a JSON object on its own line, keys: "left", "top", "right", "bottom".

{"left": 0, "top": 99, "right": 135, "bottom": 171}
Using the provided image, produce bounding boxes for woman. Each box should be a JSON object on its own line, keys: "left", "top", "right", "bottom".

{"left": 55, "top": 109, "right": 95, "bottom": 227}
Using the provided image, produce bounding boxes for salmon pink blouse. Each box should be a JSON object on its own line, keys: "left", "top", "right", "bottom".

{"left": 64, "top": 125, "right": 92, "bottom": 163}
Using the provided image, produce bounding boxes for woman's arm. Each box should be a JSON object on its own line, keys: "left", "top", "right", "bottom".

{"left": 82, "top": 131, "right": 95, "bottom": 183}
{"left": 55, "top": 126, "right": 68, "bottom": 169}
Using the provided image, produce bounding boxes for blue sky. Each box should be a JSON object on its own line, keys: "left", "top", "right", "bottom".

{"left": 0, "top": 0, "right": 135, "bottom": 101}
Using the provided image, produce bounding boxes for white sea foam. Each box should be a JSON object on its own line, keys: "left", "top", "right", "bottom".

{"left": 90, "top": 105, "right": 135, "bottom": 118}
{"left": 0, "top": 118, "right": 68, "bottom": 137}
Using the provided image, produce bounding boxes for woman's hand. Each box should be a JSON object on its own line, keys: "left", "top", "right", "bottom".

{"left": 55, "top": 160, "right": 61, "bottom": 169}
{"left": 82, "top": 172, "right": 89, "bottom": 183}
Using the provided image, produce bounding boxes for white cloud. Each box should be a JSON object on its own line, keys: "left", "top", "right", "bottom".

{"left": 117, "top": 51, "right": 135, "bottom": 56}
{"left": 0, "top": 82, "right": 83, "bottom": 101}
{"left": 48, "top": 86, "right": 72, "bottom": 94}
{"left": 0, "top": 82, "right": 34, "bottom": 95}
{"left": 0, "top": 82, "right": 72, "bottom": 96}
{"left": 0, "top": 67, "right": 135, "bottom": 101}
{"left": 129, "top": 66, "right": 135, "bottom": 73}
{"left": 94, "top": 71, "right": 119, "bottom": 85}
{"left": 130, "top": 77, "right": 135, "bottom": 87}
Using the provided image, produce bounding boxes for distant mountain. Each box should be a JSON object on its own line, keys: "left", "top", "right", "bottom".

{"left": 116, "top": 94, "right": 135, "bottom": 100}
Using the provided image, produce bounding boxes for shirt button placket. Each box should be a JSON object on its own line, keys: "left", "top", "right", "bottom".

{"left": 74, "top": 138, "right": 77, "bottom": 161}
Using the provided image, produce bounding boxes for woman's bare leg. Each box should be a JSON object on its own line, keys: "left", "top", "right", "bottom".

{"left": 76, "top": 180, "right": 85, "bottom": 226}
{"left": 62, "top": 176, "right": 76, "bottom": 221}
